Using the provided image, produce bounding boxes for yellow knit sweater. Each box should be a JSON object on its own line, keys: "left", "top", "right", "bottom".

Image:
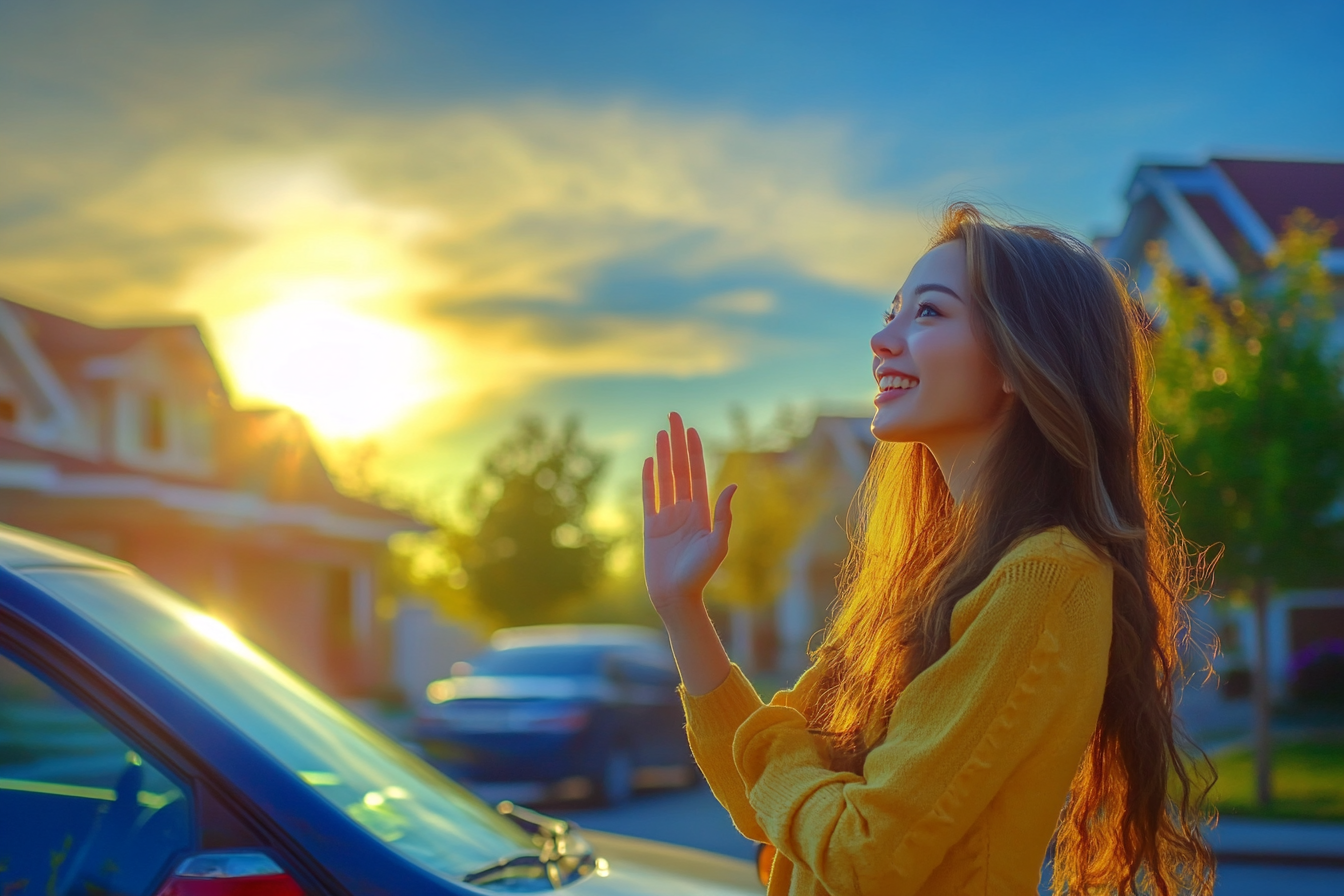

{"left": 680, "top": 527, "right": 1114, "bottom": 895}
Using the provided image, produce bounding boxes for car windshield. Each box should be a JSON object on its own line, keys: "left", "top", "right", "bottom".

{"left": 469, "top": 646, "right": 607, "bottom": 677}
{"left": 26, "top": 568, "right": 536, "bottom": 880}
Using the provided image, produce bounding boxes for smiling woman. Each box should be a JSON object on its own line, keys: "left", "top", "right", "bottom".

{"left": 642, "top": 203, "right": 1218, "bottom": 896}
{"left": 217, "top": 299, "right": 450, "bottom": 439}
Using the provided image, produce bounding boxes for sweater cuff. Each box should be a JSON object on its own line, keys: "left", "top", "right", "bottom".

{"left": 680, "top": 663, "right": 762, "bottom": 738}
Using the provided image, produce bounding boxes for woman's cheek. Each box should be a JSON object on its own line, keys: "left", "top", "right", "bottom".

{"left": 918, "top": 330, "right": 989, "bottom": 418}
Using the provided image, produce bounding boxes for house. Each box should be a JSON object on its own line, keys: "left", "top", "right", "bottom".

{"left": 1100, "top": 157, "right": 1344, "bottom": 291}
{"left": 711, "top": 415, "right": 875, "bottom": 677}
{"left": 0, "top": 296, "right": 425, "bottom": 697}
{"left": 1102, "top": 156, "right": 1344, "bottom": 701}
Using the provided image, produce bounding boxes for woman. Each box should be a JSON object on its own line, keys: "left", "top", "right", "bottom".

{"left": 641, "top": 203, "right": 1215, "bottom": 895}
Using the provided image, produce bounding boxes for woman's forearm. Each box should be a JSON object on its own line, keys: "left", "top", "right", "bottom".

{"left": 660, "top": 598, "right": 733, "bottom": 696}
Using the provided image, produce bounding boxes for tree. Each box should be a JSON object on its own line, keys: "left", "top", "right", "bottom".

{"left": 553, "top": 477, "right": 662, "bottom": 628}
{"left": 448, "top": 416, "right": 610, "bottom": 628}
{"left": 1148, "top": 209, "right": 1344, "bottom": 807}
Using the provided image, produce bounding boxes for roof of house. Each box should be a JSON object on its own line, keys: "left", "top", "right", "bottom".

{"left": 213, "top": 407, "right": 415, "bottom": 525}
{"left": 1182, "top": 192, "right": 1262, "bottom": 270}
{"left": 1104, "top": 156, "right": 1344, "bottom": 290}
{"left": 1213, "top": 158, "right": 1344, "bottom": 249}
{"left": 4, "top": 300, "right": 225, "bottom": 390}
{"left": 0, "top": 296, "right": 422, "bottom": 536}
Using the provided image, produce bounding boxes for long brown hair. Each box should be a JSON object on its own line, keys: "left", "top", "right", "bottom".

{"left": 810, "top": 203, "right": 1216, "bottom": 895}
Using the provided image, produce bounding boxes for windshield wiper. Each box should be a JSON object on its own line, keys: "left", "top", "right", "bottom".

{"left": 462, "top": 801, "right": 598, "bottom": 890}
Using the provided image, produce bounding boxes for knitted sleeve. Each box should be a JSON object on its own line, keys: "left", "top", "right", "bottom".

{"left": 731, "top": 553, "right": 1105, "bottom": 895}
{"left": 681, "top": 659, "right": 830, "bottom": 843}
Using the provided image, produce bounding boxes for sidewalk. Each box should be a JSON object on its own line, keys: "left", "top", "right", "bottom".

{"left": 1209, "top": 817, "right": 1344, "bottom": 867}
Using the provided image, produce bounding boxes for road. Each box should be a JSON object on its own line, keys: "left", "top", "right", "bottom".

{"left": 541, "top": 785, "right": 1344, "bottom": 895}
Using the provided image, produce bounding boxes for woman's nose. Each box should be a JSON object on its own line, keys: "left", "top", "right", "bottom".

{"left": 871, "top": 322, "right": 904, "bottom": 358}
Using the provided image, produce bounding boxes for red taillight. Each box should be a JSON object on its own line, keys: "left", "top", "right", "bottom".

{"left": 154, "top": 852, "right": 305, "bottom": 896}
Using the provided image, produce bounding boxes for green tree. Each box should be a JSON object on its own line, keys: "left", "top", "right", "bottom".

{"left": 449, "top": 416, "right": 610, "bottom": 628}
{"left": 554, "top": 478, "right": 662, "bottom": 628}
{"left": 1149, "top": 209, "right": 1344, "bottom": 807}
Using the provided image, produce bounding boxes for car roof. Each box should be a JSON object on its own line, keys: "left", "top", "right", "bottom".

{"left": 0, "top": 523, "right": 131, "bottom": 573}
{"left": 489, "top": 624, "right": 669, "bottom": 652}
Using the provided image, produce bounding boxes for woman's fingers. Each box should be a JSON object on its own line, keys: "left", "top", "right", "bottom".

{"left": 669, "top": 412, "right": 691, "bottom": 503}
{"left": 655, "top": 429, "right": 673, "bottom": 512}
{"left": 642, "top": 456, "right": 657, "bottom": 518}
{"left": 713, "top": 484, "right": 737, "bottom": 546}
{"left": 688, "top": 427, "right": 710, "bottom": 528}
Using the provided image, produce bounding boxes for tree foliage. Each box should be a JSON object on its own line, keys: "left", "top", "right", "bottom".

{"left": 447, "top": 416, "right": 610, "bottom": 628}
{"left": 1149, "top": 209, "right": 1344, "bottom": 589}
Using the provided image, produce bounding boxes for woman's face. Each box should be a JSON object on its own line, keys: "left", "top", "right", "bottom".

{"left": 870, "top": 239, "right": 1010, "bottom": 451}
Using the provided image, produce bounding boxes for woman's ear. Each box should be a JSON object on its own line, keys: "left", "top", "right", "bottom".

{"left": 1002, "top": 380, "right": 1014, "bottom": 394}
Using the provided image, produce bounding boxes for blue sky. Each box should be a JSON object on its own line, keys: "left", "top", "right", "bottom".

{"left": 0, "top": 0, "right": 1340, "bottom": 523}
{"left": 360, "top": 0, "right": 1344, "bottom": 225}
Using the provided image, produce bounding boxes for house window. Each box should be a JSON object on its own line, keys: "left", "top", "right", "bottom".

{"left": 143, "top": 395, "right": 166, "bottom": 451}
{"left": 0, "top": 396, "right": 15, "bottom": 424}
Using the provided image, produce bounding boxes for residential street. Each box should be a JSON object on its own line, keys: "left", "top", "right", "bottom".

{"left": 440, "top": 679, "right": 1344, "bottom": 895}
{"left": 546, "top": 785, "right": 1344, "bottom": 895}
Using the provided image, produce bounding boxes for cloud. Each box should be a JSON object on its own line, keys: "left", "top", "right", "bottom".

{"left": 697, "top": 288, "right": 777, "bottom": 315}
{"left": 0, "top": 6, "right": 927, "bottom": 443}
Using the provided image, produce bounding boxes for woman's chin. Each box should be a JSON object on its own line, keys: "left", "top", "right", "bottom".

{"left": 869, "top": 413, "right": 923, "bottom": 444}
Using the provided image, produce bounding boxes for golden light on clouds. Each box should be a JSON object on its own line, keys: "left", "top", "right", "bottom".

{"left": 0, "top": 73, "right": 928, "bottom": 444}
{"left": 168, "top": 158, "right": 451, "bottom": 438}
{"left": 179, "top": 158, "right": 442, "bottom": 317}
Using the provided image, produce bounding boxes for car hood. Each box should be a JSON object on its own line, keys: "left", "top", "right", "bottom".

{"left": 575, "top": 830, "right": 760, "bottom": 895}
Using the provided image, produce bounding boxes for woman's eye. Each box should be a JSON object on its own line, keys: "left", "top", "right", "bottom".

{"left": 881, "top": 309, "right": 895, "bottom": 325}
{"left": 915, "top": 302, "right": 941, "bottom": 318}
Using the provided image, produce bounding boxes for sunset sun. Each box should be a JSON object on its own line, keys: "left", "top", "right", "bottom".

{"left": 216, "top": 298, "right": 450, "bottom": 439}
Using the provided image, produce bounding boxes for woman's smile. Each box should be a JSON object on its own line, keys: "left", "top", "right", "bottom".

{"left": 874, "top": 370, "right": 920, "bottom": 405}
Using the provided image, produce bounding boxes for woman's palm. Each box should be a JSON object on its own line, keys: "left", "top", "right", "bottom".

{"left": 643, "top": 413, "right": 736, "bottom": 615}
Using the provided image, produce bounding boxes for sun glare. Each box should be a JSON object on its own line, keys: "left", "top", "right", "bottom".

{"left": 218, "top": 299, "right": 449, "bottom": 439}
{"left": 184, "top": 612, "right": 253, "bottom": 658}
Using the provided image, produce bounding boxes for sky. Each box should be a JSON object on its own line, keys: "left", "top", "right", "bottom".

{"left": 1, "top": 0, "right": 1341, "bottom": 523}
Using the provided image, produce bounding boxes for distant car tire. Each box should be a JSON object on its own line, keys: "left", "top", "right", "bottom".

{"left": 599, "top": 747, "right": 634, "bottom": 805}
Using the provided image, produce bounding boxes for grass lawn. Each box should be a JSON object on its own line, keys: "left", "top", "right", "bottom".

{"left": 1208, "top": 734, "right": 1344, "bottom": 820}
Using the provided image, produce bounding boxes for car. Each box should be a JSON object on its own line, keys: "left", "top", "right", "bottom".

{"left": 415, "top": 625, "right": 696, "bottom": 805}
{"left": 0, "top": 524, "right": 761, "bottom": 895}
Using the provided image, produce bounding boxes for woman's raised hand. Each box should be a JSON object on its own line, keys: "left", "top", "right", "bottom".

{"left": 642, "top": 412, "right": 736, "bottom": 620}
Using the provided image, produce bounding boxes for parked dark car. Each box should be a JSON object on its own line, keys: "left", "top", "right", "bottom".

{"left": 0, "top": 525, "right": 758, "bottom": 895}
{"left": 415, "top": 626, "right": 695, "bottom": 805}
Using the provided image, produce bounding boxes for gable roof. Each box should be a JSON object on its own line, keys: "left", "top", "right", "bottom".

{"left": 2, "top": 299, "right": 225, "bottom": 393}
{"left": 1213, "top": 158, "right": 1344, "bottom": 249}
{"left": 1104, "top": 156, "right": 1344, "bottom": 292}
{"left": 0, "top": 296, "right": 422, "bottom": 538}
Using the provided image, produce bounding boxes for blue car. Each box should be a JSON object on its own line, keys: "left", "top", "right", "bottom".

{"left": 0, "top": 525, "right": 759, "bottom": 895}
{"left": 415, "top": 627, "right": 695, "bottom": 805}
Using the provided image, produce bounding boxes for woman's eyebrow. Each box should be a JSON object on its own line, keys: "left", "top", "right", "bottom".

{"left": 913, "top": 283, "right": 963, "bottom": 302}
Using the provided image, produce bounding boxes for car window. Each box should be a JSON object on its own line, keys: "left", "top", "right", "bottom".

{"left": 469, "top": 646, "right": 606, "bottom": 677}
{"left": 0, "top": 651, "right": 190, "bottom": 896}
{"left": 608, "top": 657, "right": 679, "bottom": 687}
{"left": 26, "top": 569, "right": 537, "bottom": 881}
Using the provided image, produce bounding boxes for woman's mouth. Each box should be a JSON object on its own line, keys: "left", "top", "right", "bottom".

{"left": 874, "top": 373, "right": 918, "bottom": 405}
